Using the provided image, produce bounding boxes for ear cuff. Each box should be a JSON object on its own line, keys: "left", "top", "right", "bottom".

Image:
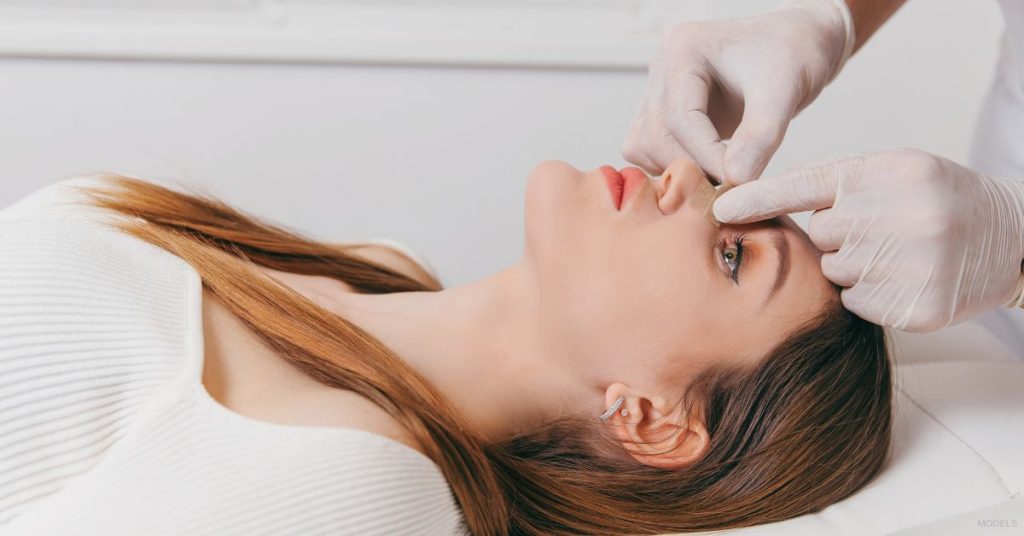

{"left": 599, "top": 395, "right": 625, "bottom": 421}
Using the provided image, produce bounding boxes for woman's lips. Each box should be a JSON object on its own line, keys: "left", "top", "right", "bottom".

{"left": 600, "top": 165, "right": 624, "bottom": 210}
{"left": 601, "top": 165, "right": 649, "bottom": 211}
{"left": 619, "top": 166, "right": 647, "bottom": 209}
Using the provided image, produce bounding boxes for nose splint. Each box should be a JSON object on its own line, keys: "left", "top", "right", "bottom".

{"left": 694, "top": 180, "right": 729, "bottom": 227}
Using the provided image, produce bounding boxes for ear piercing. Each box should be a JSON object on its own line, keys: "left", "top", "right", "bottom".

{"left": 599, "top": 395, "right": 625, "bottom": 421}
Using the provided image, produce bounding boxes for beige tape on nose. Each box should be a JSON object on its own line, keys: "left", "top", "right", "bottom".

{"left": 661, "top": 166, "right": 731, "bottom": 227}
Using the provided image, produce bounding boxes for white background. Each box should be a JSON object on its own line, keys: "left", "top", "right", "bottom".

{"left": 0, "top": 0, "right": 1005, "bottom": 286}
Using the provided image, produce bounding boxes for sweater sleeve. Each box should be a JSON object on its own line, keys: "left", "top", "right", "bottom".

{"left": 0, "top": 175, "right": 123, "bottom": 224}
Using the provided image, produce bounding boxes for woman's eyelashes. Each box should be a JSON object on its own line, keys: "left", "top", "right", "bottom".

{"left": 720, "top": 233, "right": 746, "bottom": 283}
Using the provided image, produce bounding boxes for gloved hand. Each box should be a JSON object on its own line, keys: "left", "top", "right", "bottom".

{"left": 712, "top": 148, "right": 1024, "bottom": 332}
{"left": 622, "top": 0, "right": 855, "bottom": 184}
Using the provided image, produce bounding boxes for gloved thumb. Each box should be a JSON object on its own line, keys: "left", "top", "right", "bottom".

{"left": 713, "top": 164, "right": 841, "bottom": 224}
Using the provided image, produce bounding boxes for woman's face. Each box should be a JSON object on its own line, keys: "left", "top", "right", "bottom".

{"left": 522, "top": 159, "right": 837, "bottom": 393}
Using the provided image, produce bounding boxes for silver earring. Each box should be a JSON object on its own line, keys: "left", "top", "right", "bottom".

{"left": 620, "top": 408, "right": 628, "bottom": 417}
{"left": 599, "top": 395, "right": 625, "bottom": 421}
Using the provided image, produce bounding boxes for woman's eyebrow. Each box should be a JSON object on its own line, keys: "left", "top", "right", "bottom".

{"left": 762, "top": 229, "right": 791, "bottom": 307}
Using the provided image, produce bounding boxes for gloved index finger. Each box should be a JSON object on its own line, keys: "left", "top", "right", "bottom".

{"left": 665, "top": 68, "right": 727, "bottom": 183}
{"left": 712, "top": 163, "right": 842, "bottom": 224}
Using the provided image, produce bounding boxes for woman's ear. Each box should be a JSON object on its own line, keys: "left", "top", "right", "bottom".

{"left": 603, "top": 383, "right": 709, "bottom": 470}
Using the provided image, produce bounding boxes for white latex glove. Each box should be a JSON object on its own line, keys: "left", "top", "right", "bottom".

{"left": 712, "top": 149, "right": 1024, "bottom": 332}
{"left": 623, "top": 0, "right": 855, "bottom": 184}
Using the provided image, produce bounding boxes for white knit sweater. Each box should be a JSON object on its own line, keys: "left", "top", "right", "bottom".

{"left": 0, "top": 177, "right": 468, "bottom": 535}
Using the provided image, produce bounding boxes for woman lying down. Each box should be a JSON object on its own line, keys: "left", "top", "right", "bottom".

{"left": 0, "top": 158, "right": 892, "bottom": 535}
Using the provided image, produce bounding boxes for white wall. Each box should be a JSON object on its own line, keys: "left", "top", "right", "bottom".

{"left": 0, "top": 0, "right": 1004, "bottom": 286}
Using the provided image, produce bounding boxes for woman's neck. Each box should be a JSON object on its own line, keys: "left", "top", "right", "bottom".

{"left": 322, "top": 262, "right": 599, "bottom": 443}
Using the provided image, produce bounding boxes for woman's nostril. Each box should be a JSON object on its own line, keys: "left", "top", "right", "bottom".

{"left": 657, "top": 168, "right": 687, "bottom": 215}
{"left": 660, "top": 170, "right": 673, "bottom": 196}
{"left": 657, "top": 159, "right": 721, "bottom": 222}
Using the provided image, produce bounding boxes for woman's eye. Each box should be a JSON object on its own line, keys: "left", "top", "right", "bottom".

{"left": 722, "top": 237, "right": 745, "bottom": 283}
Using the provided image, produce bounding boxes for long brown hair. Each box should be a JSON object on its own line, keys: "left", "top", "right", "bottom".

{"left": 74, "top": 174, "right": 892, "bottom": 535}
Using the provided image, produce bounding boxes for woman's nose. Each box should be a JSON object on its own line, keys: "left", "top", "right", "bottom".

{"left": 655, "top": 159, "right": 712, "bottom": 215}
